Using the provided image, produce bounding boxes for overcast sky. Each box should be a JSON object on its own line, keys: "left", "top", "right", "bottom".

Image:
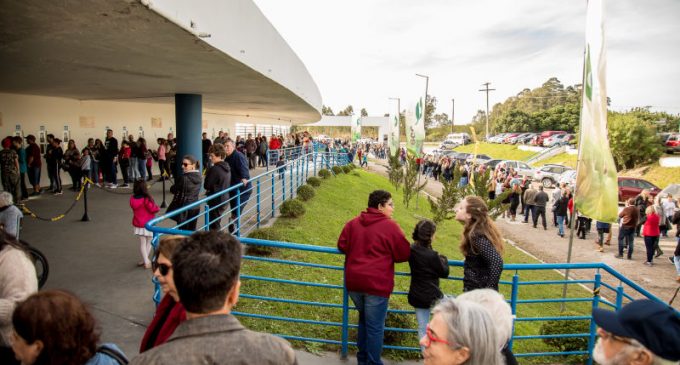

{"left": 253, "top": 0, "right": 680, "bottom": 124}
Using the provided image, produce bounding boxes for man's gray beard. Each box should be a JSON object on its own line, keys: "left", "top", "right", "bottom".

{"left": 592, "top": 339, "right": 630, "bottom": 365}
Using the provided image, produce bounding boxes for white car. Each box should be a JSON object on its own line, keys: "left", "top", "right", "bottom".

{"left": 558, "top": 170, "right": 577, "bottom": 189}
{"left": 499, "top": 160, "right": 534, "bottom": 177}
{"left": 439, "top": 140, "right": 460, "bottom": 150}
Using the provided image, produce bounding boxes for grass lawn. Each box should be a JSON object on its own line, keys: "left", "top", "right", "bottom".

{"left": 620, "top": 162, "right": 680, "bottom": 189}
{"left": 532, "top": 153, "right": 577, "bottom": 168}
{"left": 453, "top": 142, "right": 536, "bottom": 161}
{"left": 236, "top": 169, "right": 593, "bottom": 363}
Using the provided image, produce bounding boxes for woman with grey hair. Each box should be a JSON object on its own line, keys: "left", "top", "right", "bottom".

{"left": 420, "top": 297, "right": 503, "bottom": 365}
{"left": 0, "top": 192, "right": 23, "bottom": 238}
{"left": 457, "top": 289, "right": 517, "bottom": 365}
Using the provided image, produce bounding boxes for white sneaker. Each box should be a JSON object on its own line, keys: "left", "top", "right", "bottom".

{"left": 109, "top": 184, "right": 118, "bottom": 189}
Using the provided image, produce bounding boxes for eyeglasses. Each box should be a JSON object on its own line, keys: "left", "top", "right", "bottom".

{"left": 423, "top": 324, "right": 452, "bottom": 347}
{"left": 182, "top": 162, "right": 191, "bottom": 167}
{"left": 152, "top": 259, "right": 172, "bottom": 276}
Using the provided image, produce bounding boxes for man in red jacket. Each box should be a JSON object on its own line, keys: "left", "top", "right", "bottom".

{"left": 337, "top": 190, "right": 410, "bottom": 365}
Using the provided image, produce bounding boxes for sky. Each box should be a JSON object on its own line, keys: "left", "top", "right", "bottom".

{"left": 253, "top": 0, "right": 680, "bottom": 124}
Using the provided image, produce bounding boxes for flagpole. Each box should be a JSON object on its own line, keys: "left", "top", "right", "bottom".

{"left": 561, "top": 47, "right": 589, "bottom": 313}
{"left": 415, "top": 74, "right": 429, "bottom": 210}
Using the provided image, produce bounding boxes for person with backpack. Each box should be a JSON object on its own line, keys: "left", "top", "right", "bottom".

{"left": 130, "top": 180, "right": 160, "bottom": 269}
{"left": 407, "top": 219, "right": 449, "bottom": 346}
{"left": 11, "top": 290, "right": 128, "bottom": 365}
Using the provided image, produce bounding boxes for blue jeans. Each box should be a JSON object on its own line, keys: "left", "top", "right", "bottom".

{"left": 414, "top": 307, "right": 430, "bottom": 350}
{"left": 618, "top": 226, "right": 635, "bottom": 258}
{"left": 557, "top": 215, "right": 566, "bottom": 236}
{"left": 524, "top": 205, "right": 535, "bottom": 223}
{"left": 348, "top": 292, "right": 389, "bottom": 365}
{"left": 137, "top": 158, "right": 146, "bottom": 180}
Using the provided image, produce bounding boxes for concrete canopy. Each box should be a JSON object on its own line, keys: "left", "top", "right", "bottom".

{"left": 0, "top": 0, "right": 322, "bottom": 124}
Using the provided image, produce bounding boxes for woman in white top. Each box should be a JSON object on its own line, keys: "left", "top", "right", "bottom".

{"left": 662, "top": 194, "right": 678, "bottom": 237}
{"left": 0, "top": 192, "right": 22, "bottom": 238}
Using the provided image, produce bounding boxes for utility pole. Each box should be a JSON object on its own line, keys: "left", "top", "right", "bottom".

{"left": 479, "top": 82, "right": 495, "bottom": 137}
{"left": 451, "top": 98, "right": 455, "bottom": 133}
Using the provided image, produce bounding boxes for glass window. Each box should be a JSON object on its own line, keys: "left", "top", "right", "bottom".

{"left": 519, "top": 163, "right": 531, "bottom": 170}
{"left": 620, "top": 179, "right": 637, "bottom": 188}
{"left": 636, "top": 180, "right": 655, "bottom": 189}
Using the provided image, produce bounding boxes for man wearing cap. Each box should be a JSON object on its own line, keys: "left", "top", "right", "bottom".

{"left": 592, "top": 299, "right": 680, "bottom": 365}
{"left": 24, "top": 135, "right": 42, "bottom": 195}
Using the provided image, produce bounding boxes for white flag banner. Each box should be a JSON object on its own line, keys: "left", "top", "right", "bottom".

{"left": 574, "top": 0, "right": 618, "bottom": 223}
{"left": 406, "top": 97, "right": 425, "bottom": 157}
{"left": 351, "top": 116, "right": 361, "bottom": 143}
{"left": 389, "top": 108, "right": 400, "bottom": 156}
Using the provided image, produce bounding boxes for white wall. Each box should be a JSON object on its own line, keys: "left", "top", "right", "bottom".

{"left": 0, "top": 93, "right": 293, "bottom": 149}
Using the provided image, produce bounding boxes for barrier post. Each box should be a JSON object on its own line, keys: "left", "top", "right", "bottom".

{"left": 81, "top": 180, "right": 90, "bottom": 222}
{"left": 256, "top": 180, "right": 261, "bottom": 229}
{"left": 271, "top": 173, "right": 275, "bottom": 218}
{"left": 313, "top": 152, "right": 317, "bottom": 176}
{"left": 586, "top": 271, "right": 602, "bottom": 365}
{"left": 266, "top": 150, "right": 269, "bottom": 171}
{"left": 341, "top": 286, "right": 350, "bottom": 360}
{"left": 289, "top": 162, "right": 293, "bottom": 198}
{"left": 282, "top": 171, "right": 286, "bottom": 201}
{"left": 615, "top": 284, "right": 624, "bottom": 310}
{"left": 236, "top": 189, "right": 241, "bottom": 237}
{"left": 203, "top": 205, "right": 211, "bottom": 231}
{"left": 508, "top": 271, "right": 520, "bottom": 351}
{"left": 160, "top": 174, "right": 167, "bottom": 208}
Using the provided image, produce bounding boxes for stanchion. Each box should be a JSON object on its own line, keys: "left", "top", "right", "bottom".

{"left": 81, "top": 180, "right": 90, "bottom": 222}
{"left": 160, "top": 174, "right": 167, "bottom": 208}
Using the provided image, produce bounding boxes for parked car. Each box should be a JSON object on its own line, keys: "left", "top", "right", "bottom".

{"left": 517, "top": 132, "right": 538, "bottom": 144}
{"left": 617, "top": 177, "right": 660, "bottom": 203}
{"left": 532, "top": 164, "right": 573, "bottom": 188}
{"left": 508, "top": 132, "right": 532, "bottom": 144}
{"left": 499, "top": 160, "right": 534, "bottom": 177}
{"left": 439, "top": 139, "right": 459, "bottom": 150}
{"left": 535, "top": 130, "right": 567, "bottom": 146}
{"left": 557, "top": 170, "right": 577, "bottom": 189}
{"left": 453, "top": 152, "right": 472, "bottom": 162}
{"left": 482, "top": 159, "right": 504, "bottom": 170}
{"left": 466, "top": 154, "right": 492, "bottom": 164}
{"left": 665, "top": 134, "right": 680, "bottom": 153}
{"left": 543, "top": 133, "right": 575, "bottom": 147}
{"left": 489, "top": 133, "right": 509, "bottom": 143}
{"left": 446, "top": 133, "right": 471, "bottom": 145}
{"left": 658, "top": 184, "right": 680, "bottom": 200}
{"left": 502, "top": 133, "right": 521, "bottom": 144}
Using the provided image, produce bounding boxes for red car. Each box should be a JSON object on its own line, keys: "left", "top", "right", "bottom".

{"left": 534, "top": 130, "right": 567, "bottom": 146}
{"left": 665, "top": 134, "right": 680, "bottom": 153}
{"left": 617, "top": 177, "right": 660, "bottom": 203}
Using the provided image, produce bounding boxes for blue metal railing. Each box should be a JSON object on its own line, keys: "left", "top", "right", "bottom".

{"left": 145, "top": 151, "right": 675, "bottom": 363}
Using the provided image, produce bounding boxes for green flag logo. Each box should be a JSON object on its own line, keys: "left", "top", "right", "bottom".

{"left": 585, "top": 45, "right": 593, "bottom": 101}
{"left": 393, "top": 116, "right": 398, "bottom": 127}
{"left": 415, "top": 98, "right": 423, "bottom": 125}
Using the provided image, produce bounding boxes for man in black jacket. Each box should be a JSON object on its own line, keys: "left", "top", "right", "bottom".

{"left": 533, "top": 186, "right": 549, "bottom": 230}
{"left": 103, "top": 129, "right": 119, "bottom": 187}
{"left": 204, "top": 144, "right": 231, "bottom": 231}
{"left": 224, "top": 140, "right": 251, "bottom": 234}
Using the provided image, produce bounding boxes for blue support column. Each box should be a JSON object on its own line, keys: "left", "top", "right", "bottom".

{"left": 175, "top": 94, "right": 203, "bottom": 175}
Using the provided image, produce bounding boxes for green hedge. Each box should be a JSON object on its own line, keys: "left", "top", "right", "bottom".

{"left": 332, "top": 166, "right": 343, "bottom": 175}
{"left": 280, "top": 199, "right": 306, "bottom": 218}
{"left": 318, "top": 169, "right": 331, "bottom": 179}
{"left": 296, "top": 184, "right": 315, "bottom": 201}
{"left": 306, "top": 176, "right": 321, "bottom": 187}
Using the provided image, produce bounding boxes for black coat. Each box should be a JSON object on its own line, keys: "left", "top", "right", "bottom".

{"left": 167, "top": 171, "right": 202, "bottom": 222}
{"left": 554, "top": 196, "right": 569, "bottom": 216}
{"left": 204, "top": 161, "right": 231, "bottom": 207}
{"left": 408, "top": 244, "right": 449, "bottom": 309}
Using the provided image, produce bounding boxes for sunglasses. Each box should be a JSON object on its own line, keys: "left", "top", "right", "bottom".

{"left": 151, "top": 259, "right": 172, "bottom": 276}
{"left": 182, "top": 162, "right": 191, "bottom": 167}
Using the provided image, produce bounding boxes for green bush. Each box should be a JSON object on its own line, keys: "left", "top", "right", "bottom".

{"left": 332, "top": 166, "right": 343, "bottom": 174}
{"left": 245, "top": 228, "right": 282, "bottom": 256}
{"left": 347, "top": 163, "right": 357, "bottom": 170}
{"left": 318, "top": 169, "right": 331, "bottom": 179}
{"left": 539, "top": 312, "right": 590, "bottom": 364}
{"left": 280, "top": 199, "right": 306, "bottom": 218}
{"left": 342, "top": 165, "right": 351, "bottom": 173}
{"left": 296, "top": 184, "right": 315, "bottom": 201}
{"left": 306, "top": 176, "right": 321, "bottom": 187}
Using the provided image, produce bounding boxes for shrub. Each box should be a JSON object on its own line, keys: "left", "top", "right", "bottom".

{"left": 342, "top": 165, "right": 351, "bottom": 173}
{"left": 296, "top": 184, "right": 315, "bottom": 201}
{"left": 348, "top": 163, "right": 357, "bottom": 170}
{"left": 539, "top": 312, "right": 590, "bottom": 364}
{"left": 318, "top": 169, "right": 331, "bottom": 179}
{"left": 245, "top": 228, "right": 282, "bottom": 256}
{"left": 306, "top": 176, "right": 321, "bottom": 187}
{"left": 332, "top": 166, "right": 343, "bottom": 175}
{"left": 280, "top": 199, "right": 306, "bottom": 218}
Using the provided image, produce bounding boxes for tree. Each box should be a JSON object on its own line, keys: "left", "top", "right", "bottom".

{"left": 337, "top": 105, "right": 354, "bottom": 116}
{"left": 321, "top": 105, "right": 335, "bottom": 116}
{"left": 470, "top": 110, "right": 488, "bottom": 137}
{"left": 432, "top": 113, "right": 450, "bottom": 128}
{"left": 608, "top": 112, "right": 663, "bottom": 169}
{"left": 360, "top": 108, "right": 368, "bottom": 117}
{"left": 402, "top": 154, "right": 426, "bottom": 208}
{"left": 386, "top": 154, "right": 404, "bottom": 190}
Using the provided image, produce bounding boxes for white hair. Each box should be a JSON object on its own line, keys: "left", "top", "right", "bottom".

{"left": 593, "top": 338, "right": 679, "bottom": 365}
{"left": 432, "top": 297, "right": 503, "bottom": 365}
{"left": 457, "top": 289, "right": 514, "bottom": 345}
{"left": 0, "top": 192, "right": 13, "bottom": 207}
